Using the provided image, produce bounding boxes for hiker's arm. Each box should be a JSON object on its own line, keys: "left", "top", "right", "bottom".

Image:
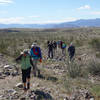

{"left": 15, "top": 55, "right": 23, "bottom": 61}
{"left": 39, "top": 48, "right": 42, "bottom": 59}
{"left": 74, "top": 47, "right": 75, "bottom": 54}
{"left": 30, "top": 57, "right": 33, "bottom": 66}
{"left": 68, "top": 47, "right": 70, "bottom": 52}
{"left": 30, "top": 49, "right": 33, "bottom": 57}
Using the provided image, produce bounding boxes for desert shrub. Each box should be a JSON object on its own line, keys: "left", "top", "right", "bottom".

{"left": 63, "top": 77, "right": 73, "bottom": 94}
{"left": 69, "top": 36, "right": 74, "bottom": 42}
{"left": 67, "top": 60, "right": 84, "bottom": 78}
{"left": 96, "top": 52, "right": 100, "bottom": 58}
{"left": 90, "top": 85, "right": 100, "bottom": 97}
{"left": 89, "top": 38, "right": 100, "bottom": 51}
{"left": 88, "top": 60, "right": 100, "bottom": 76}
{"left": 0, "top": 40, "right": 9, "bottom": 54}
{"left": 75, "top": 39, "right": 83, "bottom": 47}
{"left": 66, "top": 36, "right": 74, "bottom": 44}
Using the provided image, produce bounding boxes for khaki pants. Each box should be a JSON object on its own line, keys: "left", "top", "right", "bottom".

{"left": 32, "top": 59, "right": 40, "bottom": 77}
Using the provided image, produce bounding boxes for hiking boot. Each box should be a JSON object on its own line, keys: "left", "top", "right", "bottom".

{"left": 38, "top": 70, "right": 40, "bottom": 75}
{"left": 27, "top": 83, "right": 30, "bottom": 90}
{"left": 33, "top": 71, "right": 36, "bottom": 77}
{"left": 24, "top": 87, "right": 27, "bottom": 92}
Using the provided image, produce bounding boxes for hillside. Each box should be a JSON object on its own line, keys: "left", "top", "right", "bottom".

{"left": 0, "top": 28, "right": 100, "bottom": 100}
{"left": 1, "top": 18, "right": 100, "bottom": 28}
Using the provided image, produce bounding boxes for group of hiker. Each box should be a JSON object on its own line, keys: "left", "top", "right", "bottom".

{"left": 47, "top": 40, "right": 75, "bottom": 61}
{"left": 15, "top": 41, "right": 75, "bottom": 92}
{"left": 47, "top": 41, "right": 57, "bottom": 59}
{"left": 47, "top": 40, "right": 67, "bottom": 59}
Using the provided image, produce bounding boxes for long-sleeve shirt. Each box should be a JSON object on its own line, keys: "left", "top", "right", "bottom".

{"left": 30, "top": 46, "right": 42, "bottom": 60}
{"left": 68, "top": 45, "right": 75, "bottom": 54}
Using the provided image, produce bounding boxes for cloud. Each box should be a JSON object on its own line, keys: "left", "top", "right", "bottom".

{"left": 78, "top": 5, "right": 91, "bottom": 10}
{"left": 0, "top": 17, "right": 25, "bottom": 24}
{"left": 0, "top": 15, "right": 40, "bottom": 24}
{"left": 91, "top": 11, "right": 100, "bottom": 15}
{"left": 28, "top": 16, "right": 40, "bottom": 18}
{"left": 43, "top": 18, "right": 77, "bottom": 24}
{"left": 0, "top": 17, "right": 77, "bottom": 24}
{"left": 0, "top": 0, "right": 13, "bottom": 4}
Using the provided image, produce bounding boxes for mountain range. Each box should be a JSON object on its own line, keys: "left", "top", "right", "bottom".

{"left": 0, "top": 18, "right": 100, "bottom": 28}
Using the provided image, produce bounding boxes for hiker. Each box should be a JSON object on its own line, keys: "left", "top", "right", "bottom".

{"left": 47, "top": 41, "right": 54, "bottom": 59}
{"left": 57, "top": 40, "right": 62, "bottom": 49}
{"left": 30, "top": 42, "right": 42, "bottom": 77}
{"left": 53, "top": 41, "right": 57, "bottom": 57}
{"left": 68, "top": 43, "right": 75, "bottom": 61}
{"left": 16, "top": 49, "right": 33, "bottom": 91}
{"left": 56, "top": 40, "right": 61, "bottom": 55}
{"left": 61, "top": 42, "right": 67, "bottom": 56}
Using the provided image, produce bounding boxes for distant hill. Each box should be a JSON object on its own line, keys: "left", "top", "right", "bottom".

{"left": 66, "top": 18, "right": 100, "bottom": 27}
{"left": 0, "top": 18, "right": 100, "bottom": 28}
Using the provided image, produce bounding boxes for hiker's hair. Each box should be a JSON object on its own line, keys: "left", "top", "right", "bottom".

{"left": 70, "top": 42, "right": 73, "bottom": 46}
{"left": 23, "top": 49, "right": 29, "bottom": 54}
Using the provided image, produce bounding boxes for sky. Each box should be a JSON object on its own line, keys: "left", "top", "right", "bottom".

{"left": 0, "top": 0, "right": 100, "bottom": 24}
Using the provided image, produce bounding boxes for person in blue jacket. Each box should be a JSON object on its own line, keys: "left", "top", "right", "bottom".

{"left": 30, "top": 42, "right": 42, "bottom": 77}
{"left": 61, "top": 42, "right": 67, "bottom": 56}
{"left": 68, "top": 43, "right": 75, "bottom": 61}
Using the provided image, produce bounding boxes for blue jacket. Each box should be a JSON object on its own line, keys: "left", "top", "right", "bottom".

{"left": 30, "top": 46, "right": 42, "bottom": 60}
{"left": 62, "top": 43, "right": 67, "bottom": 49}
{"left": 68, "top": 45, "right": 75, "bottom": 55}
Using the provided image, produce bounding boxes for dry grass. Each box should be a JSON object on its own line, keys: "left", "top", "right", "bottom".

{"left": 0, "top": 27, "right": 100, "bottom": 99}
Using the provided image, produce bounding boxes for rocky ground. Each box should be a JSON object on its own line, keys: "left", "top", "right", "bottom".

{"left": 0, "top": 52, "right": 99, "bottom": 100}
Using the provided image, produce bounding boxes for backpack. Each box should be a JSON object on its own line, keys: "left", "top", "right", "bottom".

{"left": 32, "top": 47, "right": 39, "bottom": 56}
{"left": 62, "top": 43, "right": 66, "bottom": 49}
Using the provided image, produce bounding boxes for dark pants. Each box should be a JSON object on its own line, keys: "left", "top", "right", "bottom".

{"left": 69, "top": 53, "right": 74, "bottom": 61}
{"left": 22, "top": 67, "right": 31, "bottom": 83}
{"left": 53, "top": 48, "right": 57, "bottom": 57}
{"left": 48, "top": 49, "right": 53, "bottom": 59}
{"left": 62, "top": 48, "right": 66, "bottom": 56}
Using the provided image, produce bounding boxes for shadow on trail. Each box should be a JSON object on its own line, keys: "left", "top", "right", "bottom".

{"left": 34, "top": 90, "right": 53, "bottom": 100}
{"left": 47, "top": 76, "right": 58, "bottom": 82}
{"left": 38, "top": 74, "right": 58, "bottom": 82}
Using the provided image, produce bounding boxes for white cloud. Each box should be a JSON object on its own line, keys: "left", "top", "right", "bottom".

{"left": 28, "top": 16, "right": 40, "bottom": 18}
{"left": 0, "top": 0, "right": 13, "bottom": 4}
{"left": 78, "top": 5, "right": 91, "bottom": 10}
{"left": 0, "top": 15, "right": 40, "bottom": 24}
{"left": 91, "top": 11, "right": 100, "bottom": 15}
{"left": 42, "top": 18, "right": 77, "bottom": 24}
{"left": 0, "top": 17, "right": 77, "bottom": 24}
{"left": 0, "top": 17, "right": 25, "bottom": 24}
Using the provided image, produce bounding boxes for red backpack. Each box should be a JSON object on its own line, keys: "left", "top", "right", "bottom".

{"left": 33, "top": 47, "right": 39, "bottom": 56}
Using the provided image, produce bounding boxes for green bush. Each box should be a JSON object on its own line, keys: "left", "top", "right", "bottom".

{"left": 96, "top": 52, "right": 100, "bottom": 58}
{"left": 91, "top": 85, "right": 100, "bottom": 97}
{"left": 67, "top": 60, "right": 84, "bottom": 78}
{"left": 88, "top": 60, "right": 100, "bottom": 76}
{"left": 89, "top": 38, "right": 100, "bottom": 51}
{"left": 75, "top": 39, "right": 83, "bottom": 47}
{"left": 0, "top": 40, "right": 8, "bottom": 54}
